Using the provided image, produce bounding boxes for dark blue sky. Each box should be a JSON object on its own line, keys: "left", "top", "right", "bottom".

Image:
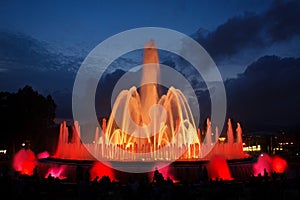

{"left": 0, "top": 0, "right": 272, "bottom": 57}
{"left": 1, "top": 0, "right": 300, "bottom": 132}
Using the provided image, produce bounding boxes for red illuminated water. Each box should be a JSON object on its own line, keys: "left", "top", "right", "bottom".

{"left": 253, "top": 153, "right": 288, "bottom": 176}
{"left": 272, "top": 155, "right": 288, "bottom": 173}
{"left": 206, "top": 155, "right": 233, "bottom": 180}
{"left": 37, "top": 151, "right": 50, "bottom": 159}
{"left": 149, "top": 164, "right": 178, "bottom": 183}
{"left": 45, "top": 165, "right": 67, "bottom": 179}
{"left": 89, "top": 161, "right": 115, "bottom": 181}
{"left": 12, "top": 148, "right": 38, "bottom": 176}
{"left": 53, "top": 118, "right": 246, "bottom": 161}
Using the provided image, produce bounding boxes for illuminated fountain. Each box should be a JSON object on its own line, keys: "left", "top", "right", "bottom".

{"left": 13, "top": 148, "right": 38, "bottom": 176}
{"left": 207, "top": 155, "right": 233, "bottom": 181}
{"left": 53, "top": 40, "right": 246, "bottom": 162}
{"left": 253, "top": 153, "right": 288, "bottom": 176}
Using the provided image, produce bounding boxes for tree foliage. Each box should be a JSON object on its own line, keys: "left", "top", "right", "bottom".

{"left": 0, "top": 85, "right": 57, "bottom": 149}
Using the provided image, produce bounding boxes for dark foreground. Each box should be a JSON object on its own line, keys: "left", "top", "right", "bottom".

{"left": 0, "top": 168, "right": 299, "bottom": 200}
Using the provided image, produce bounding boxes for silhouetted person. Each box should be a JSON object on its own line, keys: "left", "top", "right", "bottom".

{"left": 271, "top": 171, "right": 277, "bottom": 181}
{"left": 257, "top": 173, "right": 263, "bottom": 183}
{"left": 153, "top": 167, "right": 164, "bottom": 185}
{"left": 166, "top": 177, "right": 174, "bottom": 186}
{"left": 215, "top": 177, "right": 219, "bottom": 182}
{"left": 153, "top": 167, "right": 159, "bottom": 182}
{"left": 219, "top": 178, "right": 223, "bottom": 184}
{"left": 84, "top": 168, "right": 91, "bottom": 183}
{"left": 92, "top": 175, "right": 99, "bottom": 183}
{"left": 32, "top": 166, "right": 39, "bottom": 181}
{"left": 202, "top": 166, "right": 208, "bottom": 182}
{"left": 263, "top": 168, "right": 269, "bottom": 182}
{"left": 99, "top": 175, "right": 111, "bottom": 190}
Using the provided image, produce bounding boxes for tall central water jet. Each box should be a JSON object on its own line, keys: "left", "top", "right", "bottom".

{"left": 140, "top": 39, "right": 160, "bottom": 125}
{"left": 105, "top": 39, "right": 200, "bottom": 158}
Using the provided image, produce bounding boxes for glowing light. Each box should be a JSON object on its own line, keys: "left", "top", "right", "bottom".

{"left": 37, "top": 151, "right": 50, "bottom": 159}
{"left": 272, "top": 155, "right": 288, "bottom": 173}
{"left": 243, "top": 145, "right": 261, "bottom": 152}
{"left": 149, "top": 164, "right": 178, "bottom": 183}
{"left": 253, "top": 153, "right": 288, "bottom": 176}
{"left": 0, "top": 149, "right": 7, "bottom": 154}
{"left": 253, "top": 153, "right": 272, "bottom": 176}
{"left": 207, "top": 155, "right": 233, "bottom": 181}
{"left": 89, "top": 161, "right": 115, "bottom": 181}
{"left": 45, "top": 165, "right": 67, "bottom": 179}
{"left": 12, "top": 148, "right": 38, "bottom": 176}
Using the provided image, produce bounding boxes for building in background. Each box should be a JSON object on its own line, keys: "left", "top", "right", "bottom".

{"left": 243, "top": 131, "right": 300, "bottom": 161}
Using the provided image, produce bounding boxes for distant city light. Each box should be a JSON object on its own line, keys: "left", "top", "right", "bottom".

{"left": 243, "top": 145, "right": 261, "bottom": 152}
{"left": 0, "top": 149, "right": 7, "bottom": 154}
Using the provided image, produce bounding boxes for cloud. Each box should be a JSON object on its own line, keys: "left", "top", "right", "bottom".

{"left": 224, "top": 55, "right": 300, "bottom": 132}
{"left": 202, "top": 13, "right": 264, "bottom": 59}
{"left": 0, "top": 31, "right": 82, "bottom": 73}
{"left": 0, "top": 31, "right": 142, "bottom": 118}
{"left": 0, "top": 68, "right": 8, "bottom": 72}
{"left": 264, "top": 0, "right": 300, "bottom": 42}
{"left": 194, "top": 0, "right": 300, "bottom": 60}
{"left": 0, "top": 31, "right": 79, "bottom": 118}
{"left": 195, "top": 55, "right": 300, "bottom": 132}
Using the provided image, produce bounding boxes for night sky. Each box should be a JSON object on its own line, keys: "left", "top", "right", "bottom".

{"left": 0, "top": 0, "right": 299, "bottom": 133}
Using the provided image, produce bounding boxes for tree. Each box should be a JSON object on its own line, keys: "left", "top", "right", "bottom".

{"left": 0, "top": 85, "right": 57, "bottom": 153}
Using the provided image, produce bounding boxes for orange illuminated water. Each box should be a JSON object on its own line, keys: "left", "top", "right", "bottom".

{"left": 53, "top": 40, "right": 246, "bottom": 162}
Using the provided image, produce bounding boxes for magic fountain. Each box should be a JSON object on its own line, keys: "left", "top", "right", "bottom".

{"left": 53, "top": 40, "right": 246, "bottom": 162}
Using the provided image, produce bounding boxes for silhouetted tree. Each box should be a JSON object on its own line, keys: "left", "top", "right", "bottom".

{"left": 0, "top": 85, "right": 57, "bottom": 153}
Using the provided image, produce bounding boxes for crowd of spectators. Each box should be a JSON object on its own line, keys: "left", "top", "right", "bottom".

{"left": 0, "top": 164, "right": 299, "bottom": 200}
